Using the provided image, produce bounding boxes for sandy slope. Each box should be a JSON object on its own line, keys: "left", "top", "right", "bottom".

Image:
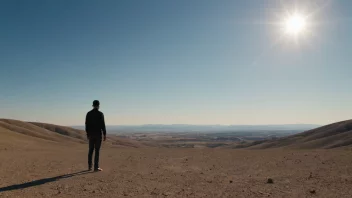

{"left": 0, "top": 119, "right": 143, "bottom": 148}
{"left": 238, "top": 119, "right": 352, "bottom": 149}
{"left": 0, "top": 142, "right": 351, "bottom": 198}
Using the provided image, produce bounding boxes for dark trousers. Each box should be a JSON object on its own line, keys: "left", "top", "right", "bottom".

{"left": 88, "top": 137, "right": 102, "bottom": 169}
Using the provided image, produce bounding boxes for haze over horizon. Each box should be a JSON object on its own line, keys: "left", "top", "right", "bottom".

{"left": 1, "top": 0, "right": 352, "bottom": 126}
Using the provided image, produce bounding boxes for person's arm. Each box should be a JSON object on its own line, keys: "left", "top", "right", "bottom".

{"left": 101, "top": 113, "right": 107, "bottom": 141}
{"left": 85, "top": 113, "right": 89, "bottom": 139}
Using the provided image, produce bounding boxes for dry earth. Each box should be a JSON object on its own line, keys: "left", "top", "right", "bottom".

{"left": 0, "top": 144, "right": 352, "bottom": 198}
{"left": 1, "top": 119, "right": 352, "bottom": 197}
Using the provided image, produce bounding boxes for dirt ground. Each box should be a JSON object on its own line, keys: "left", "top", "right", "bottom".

{"left": 0, "top": 144, "right": 351, "bottom": 198}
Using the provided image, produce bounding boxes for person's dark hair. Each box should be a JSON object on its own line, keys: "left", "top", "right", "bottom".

{"left": 93, "top": 100, "right": 100, "bottom": 107}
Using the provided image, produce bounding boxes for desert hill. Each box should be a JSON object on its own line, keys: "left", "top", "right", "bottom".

{"left": 0, "top": 119, "right": 143, "bottom": 148}
{"left": 237, "top": 119, "right": 352, "bottom": 149}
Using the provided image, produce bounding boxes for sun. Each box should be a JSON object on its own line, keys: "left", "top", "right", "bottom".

{"left": 282, "top": 13, "right": 308, "bottom": 36}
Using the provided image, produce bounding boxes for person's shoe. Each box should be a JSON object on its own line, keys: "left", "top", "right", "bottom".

{"left": 88, "top": 167, "right": 92, "bottom": 171}
{"left": 94, "top": 168, "right": 103, "bottom": 172}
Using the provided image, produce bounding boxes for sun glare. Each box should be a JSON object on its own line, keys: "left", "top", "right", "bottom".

{"left": 283, "top": 13, "right": 308, "bottom": 36}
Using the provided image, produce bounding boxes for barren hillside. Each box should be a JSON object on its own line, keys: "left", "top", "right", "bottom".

{"left": 0, "top": 119, "right": 143, "bottom": 148}
{"left": 237, "top": 119, "right": 352, "bottom": 149}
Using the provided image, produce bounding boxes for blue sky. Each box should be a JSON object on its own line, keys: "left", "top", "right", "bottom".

{"left": 1, "top": 0, "right": 351, "bottom": 125}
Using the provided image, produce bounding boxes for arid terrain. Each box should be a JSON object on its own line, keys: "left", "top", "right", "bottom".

{"left": 236, "top": 119, "right": 352, "bottom": 149}
{"left": 0, "top": 119, "right": 352, "bottom": 197}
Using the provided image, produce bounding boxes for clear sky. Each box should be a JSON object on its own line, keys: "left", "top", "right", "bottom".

{"left": 1, "top": 0, "right": 351, "bottom": 126}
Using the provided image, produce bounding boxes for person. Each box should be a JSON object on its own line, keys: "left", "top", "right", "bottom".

{"left": 85, "top": 100, "right": 106, "bottom": 171}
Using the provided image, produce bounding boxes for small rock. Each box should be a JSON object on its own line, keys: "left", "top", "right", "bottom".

{"left": 151, "top": 188, "right": 158, "bottom": 195}
{"left": 308, "top": 172, "right": 313, "bottom": 179}
{"left": 309, "top": 189, "right": 316, "bottom": 194}
{"left": 229, "top": 180, "right": 233, "bottom": 183}
{"left": 92, "top": 190, "right": 95, "bottom": 193}
{"left": 267, "top": 178, "right": 274, "bottom": 184}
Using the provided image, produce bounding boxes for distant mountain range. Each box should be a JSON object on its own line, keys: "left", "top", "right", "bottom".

{"left": 72, "top": 124, "right": 320, "bottom": 133}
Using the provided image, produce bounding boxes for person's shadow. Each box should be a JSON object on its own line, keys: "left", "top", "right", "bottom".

{"left": 0, "top": 170, "right": 91, "bottom": 192}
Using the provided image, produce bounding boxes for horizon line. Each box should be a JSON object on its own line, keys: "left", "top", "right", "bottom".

{"left": 71, "top": 123, "right": 322, "bottom": 126}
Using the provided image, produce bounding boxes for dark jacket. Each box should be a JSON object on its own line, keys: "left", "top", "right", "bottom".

{"left": 85, "top": 108, "right": 106, "bottom": 138}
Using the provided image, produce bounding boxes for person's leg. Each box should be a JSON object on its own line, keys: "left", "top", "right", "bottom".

{"left": 88, "top": 138, "right": 95, "bottom": 170}
{"left": 94, "top": 137, "right": 102, "bottom": 170}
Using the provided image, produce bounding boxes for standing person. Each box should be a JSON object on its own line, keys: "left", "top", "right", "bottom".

{"left": 85, "top": 100, "right": 106, "bottom": 171}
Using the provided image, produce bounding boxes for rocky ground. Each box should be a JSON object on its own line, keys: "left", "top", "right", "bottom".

{"left": 0, "top": 144, "right": 351, "bottom": 197}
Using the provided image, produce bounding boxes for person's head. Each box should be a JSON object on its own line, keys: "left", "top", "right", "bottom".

{"left": 92, "top": 100, "right": 100, "bottom": 109}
